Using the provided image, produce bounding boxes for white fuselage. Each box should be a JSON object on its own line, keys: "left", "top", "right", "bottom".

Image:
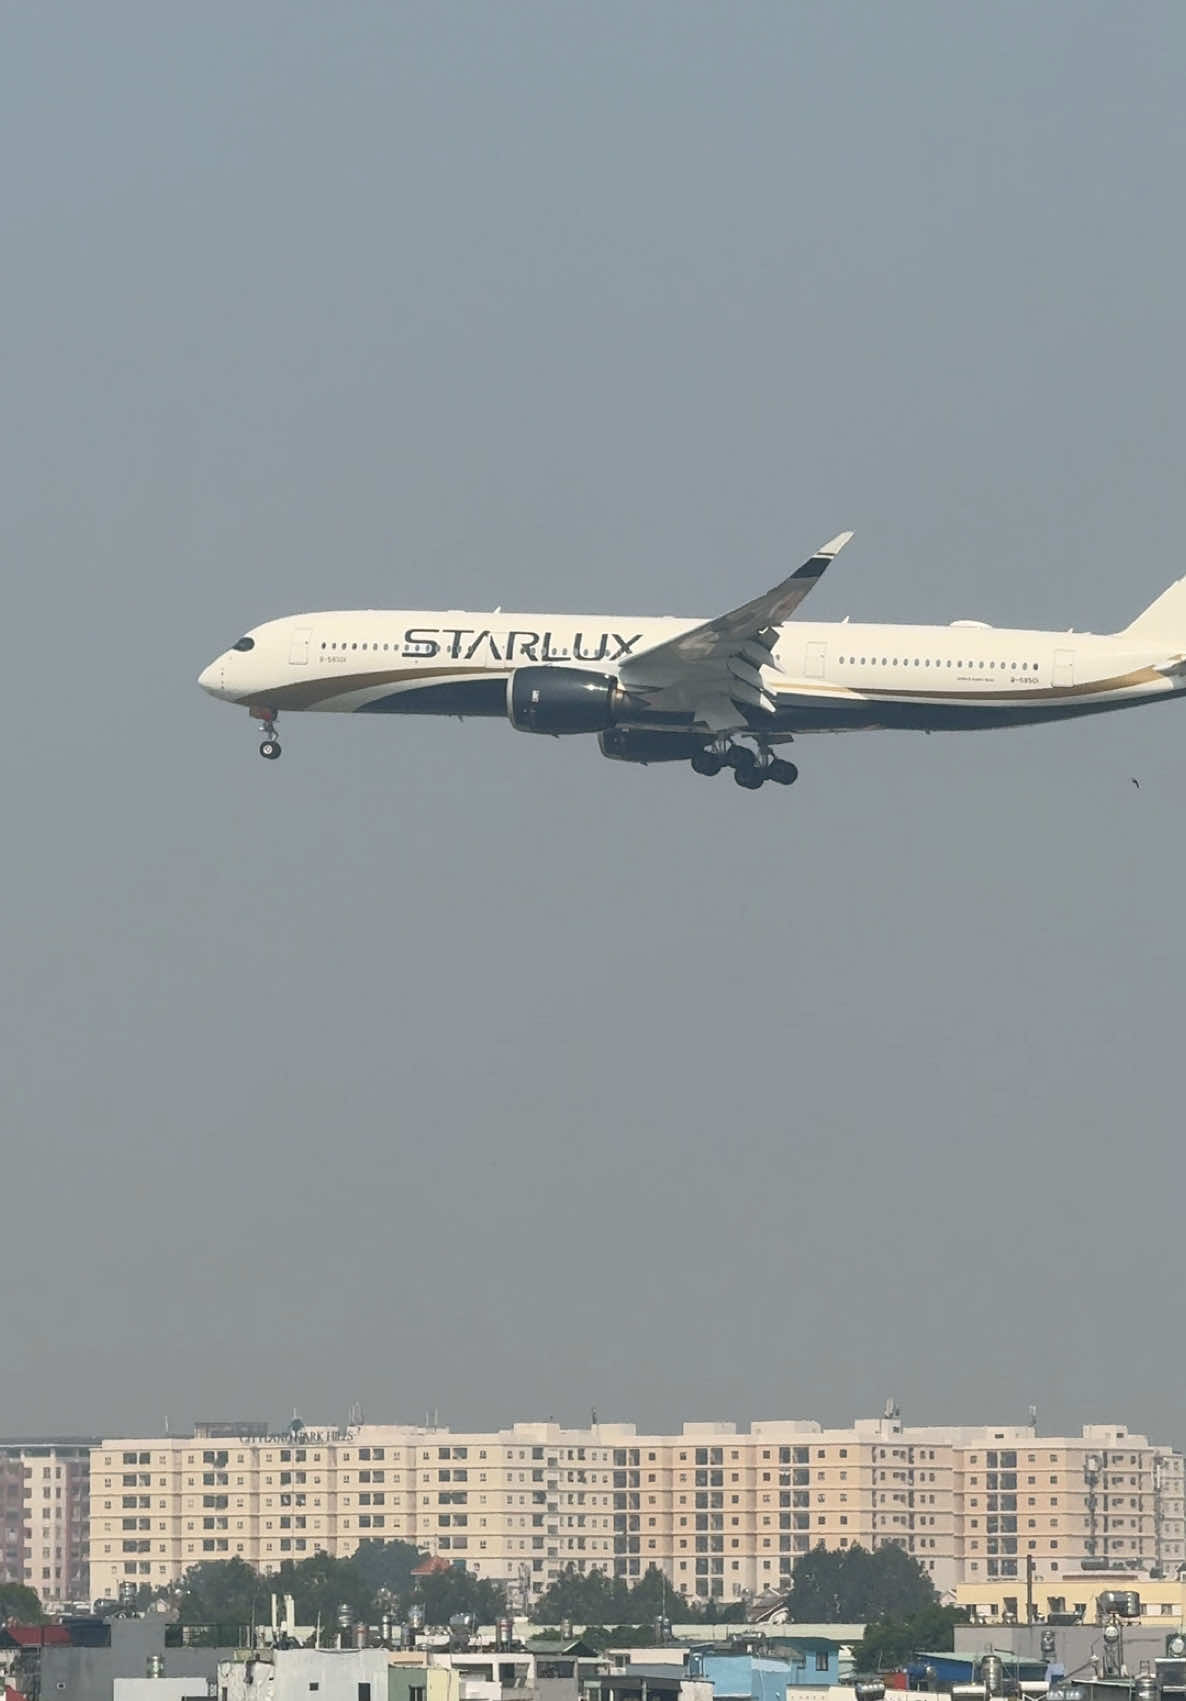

{"left": 198, "top": 608, "right": 1186, "bottom": 735}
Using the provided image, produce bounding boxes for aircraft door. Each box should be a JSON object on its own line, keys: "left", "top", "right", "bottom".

{"left": 1053, "top": 648, "right": 1075, "bottom": 687}
{"left": 288, "top": 626, "right": 312, "bottom": 666}
{"left": 805, "top": 642, "right": 827, "bottom": 679}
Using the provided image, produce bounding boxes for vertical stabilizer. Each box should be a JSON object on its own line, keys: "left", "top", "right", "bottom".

{"left": 1123, "top": 581, "right": 1186, "bottom": 639}
{"left": 1125, "top": 575, "right": 1186, "bottom": 636}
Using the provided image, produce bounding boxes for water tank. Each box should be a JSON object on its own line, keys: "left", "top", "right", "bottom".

{"left": 408, "top": 1605, "right": 425, "bottom": 1631}
{"left": 981, "top": 1654, "right": 1005, "bottom": 1696}
{"left": 146, "top": 1655, "right": 165, "bottom": 1679}
{"left": 337, "top": 1604, "right": 355, "bottom": 1631}
{"left": 354, "top": 1625, "right": 368, "bottom": 1650}
{"left": 1135, "top": 1676, "right": 1158, "bottom": 1701}
{"left": 854, "top": 1682, "right": 886, "bottom": 1701}
{"left": 1099, "top": 1590, "right": 1142, "bottom": 1619}
{"left": 496, "top": 1619, "right": 514, "bottom": 1652}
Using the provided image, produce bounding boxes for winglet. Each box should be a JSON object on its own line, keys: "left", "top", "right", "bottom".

{"left": 762, "top": 530, "right": 852, "bottom": 619}
{"left": 805, "top": 530, "right": 853, "bottom": 568}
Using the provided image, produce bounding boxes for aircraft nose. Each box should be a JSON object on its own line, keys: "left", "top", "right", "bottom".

{"left": 198, "top": 658, "right": 223, "bottom": 696}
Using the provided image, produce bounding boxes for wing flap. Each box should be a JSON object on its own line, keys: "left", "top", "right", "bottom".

{"left": 618, "top": 530, "right": 852, "bottom": 730}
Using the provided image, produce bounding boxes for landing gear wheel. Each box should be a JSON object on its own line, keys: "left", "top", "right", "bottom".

{"left": 726, "top": 746, "right": 757, "bottom": 774}
{"left": 770, "top": 759, "right": 798, "bottom": 786}
{"left": 250, "top": 706, "right": 281, "bottom": 761}
{"left": 734, "top": 765, "right": 764, "bottom": 790}
{"left": 690, "top": 750, "right": 723, "bottom": 777}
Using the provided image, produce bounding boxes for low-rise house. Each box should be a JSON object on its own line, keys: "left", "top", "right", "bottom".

{"left": 582, "top": 1661, "right": 712, "bottom": 1701}
{"left": 692, "top": 1653, "right": 796, "bottom": 1701}
{"left": 220, "top": 1648, "right": 417, "bottom": 1701}
{"left": 114, "top": 1679, "right": 211, "bottom": 1701}
{"left": 3, "top": 1616, "right": 241, "bottom": 1701}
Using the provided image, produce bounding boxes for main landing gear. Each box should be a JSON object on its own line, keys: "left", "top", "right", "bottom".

{"left": 690, "top": 741, "right": 797, "bottom": 790}
{"left": 250, "top": 706, "right": 282, "bottom": 760}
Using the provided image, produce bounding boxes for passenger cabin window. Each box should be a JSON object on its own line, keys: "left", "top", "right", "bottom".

{"left": 232, "top": 637, "right": 255, "bottom": 652}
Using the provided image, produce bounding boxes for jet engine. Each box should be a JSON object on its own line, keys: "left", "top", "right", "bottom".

{"left": 506, "top": 666, "right": 624, "bottom": 734}
{"left": 598, "top": 728, "right": 705, "bottom": 764}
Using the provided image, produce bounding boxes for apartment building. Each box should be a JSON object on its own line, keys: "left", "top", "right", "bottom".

{"left": 88, "top": 1416, "right": 1185, "bottom": 1609}
{"left": 0, "top": 1437, "right": 94, "bottom": 1608}
{"left": 955, "top": 1571, "right": 1186, "bottom": 1623}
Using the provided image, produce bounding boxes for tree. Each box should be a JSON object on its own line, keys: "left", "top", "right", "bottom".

{"left": 687, "top": 1598, "right": 748, "bottom": 1624}
{"left": 415, "top": 1565, "right": 506, "bottom": 1627}
{"left": 531, "top": 1565, "right": 695, "bottom": 1628}
{"left": 854, "top": 1603, "right": 970, "bottom": 1671}
{"left": 0, "top": 1581, "right": 43, "bottom": 1623}
{"left": 171, "top": 1547, "right": 504, "bottom": 1642}
{"left": 783, "top": 1545, "right": 937, "bottom": 1623}
{"left": 274, "top": 1553, "right": 373, "bottom": 1635}
{"left": 175, "top": 1558, "right": 273, "bottom": 1629}
{"left": 531, "top": 1565, "right": 627, "bottom": 1626}
{"left": 625, "top": 1566, "right": 691, "bottom": 1624}
{"left": 352, "top": 1540, "right": 422, "bottom": 1603}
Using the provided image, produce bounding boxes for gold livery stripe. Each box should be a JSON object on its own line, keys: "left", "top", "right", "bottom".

{"left": 774, "top": 666, "right": 1163, "bottom": 704}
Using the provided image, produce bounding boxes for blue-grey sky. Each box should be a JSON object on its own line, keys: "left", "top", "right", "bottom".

{"left": 3, "top": 1, "right": 1185, "bottom": 1444}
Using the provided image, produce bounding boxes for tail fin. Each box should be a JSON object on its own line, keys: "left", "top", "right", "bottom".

{"left": 1124, "top": 575, "right": 1186, "bottom": 637}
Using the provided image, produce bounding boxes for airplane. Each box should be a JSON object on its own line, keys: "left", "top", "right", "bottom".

{"left": 197, "top": 532, "right": 1186, "bottom": 790}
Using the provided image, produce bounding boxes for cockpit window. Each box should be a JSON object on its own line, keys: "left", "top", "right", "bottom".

{"left": 232, "top": 636, "right": 255, "bottom": 652}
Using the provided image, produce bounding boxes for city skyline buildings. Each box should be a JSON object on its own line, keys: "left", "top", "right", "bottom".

{"left": 4, "top": 1408, "right": 1182, "bottom": 1614}
{"left": 85, "top": 1410, "right": 1185, "bottom": 1612}
{"left": 0, "top": 1438, "right": 94, "bottom": 1608}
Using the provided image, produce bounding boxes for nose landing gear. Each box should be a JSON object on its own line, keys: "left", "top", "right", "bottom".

{"left": 249, "top": 706, "right": 282, "bottom": 761}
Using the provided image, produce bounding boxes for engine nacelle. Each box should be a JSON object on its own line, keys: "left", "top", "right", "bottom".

{"left": 507, "top": 666, "right": 622, "bottom": 735}
{"left": 598, "top": 728, "right": 705, "bottom": 765}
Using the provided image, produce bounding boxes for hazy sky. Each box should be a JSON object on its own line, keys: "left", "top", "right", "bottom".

{"left": 4, "top": 2, "right": 1186, "bottom": 1447}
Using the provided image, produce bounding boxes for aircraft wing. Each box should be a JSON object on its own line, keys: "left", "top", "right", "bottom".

{"left": 617, "top": 531, "right": 852, "bottom": 731}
